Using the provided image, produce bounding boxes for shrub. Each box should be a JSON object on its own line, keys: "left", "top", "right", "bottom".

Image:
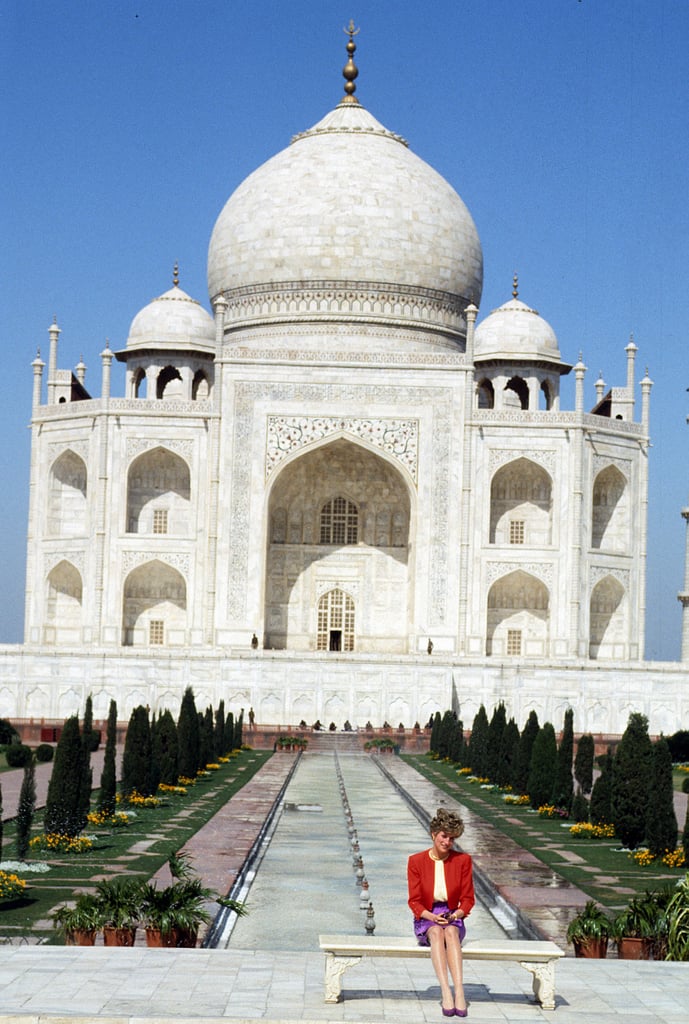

{"left": 121, "top": 705, "right": 153, "bottom": 797}
{"left": 590, "top": 747, "right": 613, "bottom": 825}
{"left": 574, "top": 733, "right": 594, "bottom": 796}
{"left": 35, "top": 743, "right": 54, "bottom": 763}
{"left": 571, "top": 791, "right": 590, "bottom": 823}
{"left": 668, "top": 730, "right": 689, "bottom": 763}
{"left": 44, "top": 715, "right": 87, "bottom": 837}
{"left": 612, "top": 712, "right": 653, "bottom": 850}
{"left": 5, "top": 744, "right": 33, "bottom": 768}
{"left": 468, "top": 705, "right": 489, "bottom": 777}
{"left": 528, "top": 722, "right": 557, "bottom": 809}
{"left": 515, "top": 710, "right": 539, "bottom": 795}
{"left": 552, "top": 707, "right": 574, "bottom": 812}
{"left": 646, "top": 737, "right": 678, "bottom": 858}
{"left": 0, "top": 719, "right": 19, "bottom": 745}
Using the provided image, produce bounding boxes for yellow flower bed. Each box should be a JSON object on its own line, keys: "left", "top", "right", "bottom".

{"left": 569, "top": 822, "right": 615, "bottom": 839}
{"left": 86, "top": 810, "right": 130, "bottom": 828}
{"left": 178, "top": 776, "right": 197, "bottom": 786}
{"left": 205, "top": 763, "right": 221, "bottom": 770}
{"left": 456, "top": 767, "right": 472, "bottom": 775}
{"left": 662, "top": 847, "right": 686, "bottom": 868}
{"left": 29, "top": 833, "right": 93, "bottom": 854}
{"left": 116, "top": 790, "right": 160, "bottom": 808}
{"left": 158, "top": 782, "right": 188, "bottom": 795}
{"left": 0, "top": 870, "right": 27, "bottom": 900}
{"left": 503, "top": 793, "right": 530, "bottom": 805}
{"left": 630, "top": 848, "right": 656, "bottom": 866}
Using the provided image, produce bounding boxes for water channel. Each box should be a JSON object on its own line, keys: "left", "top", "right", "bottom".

{"left": 220, "top": 752, "right": 508, "bottom": 951}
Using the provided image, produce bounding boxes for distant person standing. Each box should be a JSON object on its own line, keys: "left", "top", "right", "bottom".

{"left": 248, "top": 707, "right": 255, "bottom": 729}
{"left": 407, "top": 808, "right": 474, "bottom": 1017}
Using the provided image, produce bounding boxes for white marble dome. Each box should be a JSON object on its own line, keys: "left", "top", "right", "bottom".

{"left": 207, "top": 101, "right": 483, "bottom": 310}
{"left": 126, "top": 283, "right": 215, "bottom": 353}
{"left": 474, "top": 295, "right": 565, "bottom": 364}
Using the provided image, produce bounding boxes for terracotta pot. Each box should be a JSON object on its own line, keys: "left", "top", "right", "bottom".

{"left": 145, "top": 926, "right": 178, "bottom": 947}
{"left": 616, "top": 936, "right": 651, "bottom": 960}
{"left": 573, "top": 937, "right": 608, "bottom": 959}
{"left": 65, "top": 929, "right": 97, "bottom": 946}
{"left": 175, "top": 927, "right": 198, "bottom": 948}
{"left": 103, "top": 925, "right": 137, "bottom": 946}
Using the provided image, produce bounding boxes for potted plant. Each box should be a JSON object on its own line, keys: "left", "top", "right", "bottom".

{"left": 95, "top": 877, "right": 143, "bottom": 946}
{"left": 141, "top": 882, "right": 185, "bottom": 946}
{"left": 52, "top": 892, "right": 102, "bottom": 946}
{"left": 612, "top": 895, "right": 655, "bottom": 959}
{"left": 566, "top": 900, "right": 611, "bottom": 958}
{"left": 667, "top": 872, "right": 689, "bottom": 961}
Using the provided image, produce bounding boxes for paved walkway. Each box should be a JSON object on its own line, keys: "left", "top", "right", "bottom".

{"left": 0, "top": 751, "right": 686, "bottom": 1022}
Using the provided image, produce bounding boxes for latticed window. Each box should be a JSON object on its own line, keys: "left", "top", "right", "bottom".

{"left": 149, "top": 619, "right": 165, "bottom": 645}
{"left": 506, "top": 629, "right": 522, "bottom": 656}
{"left": 153, "top": 509, "right": 169, "bottom": 534}
{"left": 320, "top": 497, "right": 358, "bottom": 545}
{"left": 316, "top": 589, "right": 355, "bottom": 651}
{"left": 509, "top": 519, "right": 525, "bottom": 544}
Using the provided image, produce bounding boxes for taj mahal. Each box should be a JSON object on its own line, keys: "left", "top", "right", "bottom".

{"left": 1, "top": 30, "right": 687, "bottom": 736}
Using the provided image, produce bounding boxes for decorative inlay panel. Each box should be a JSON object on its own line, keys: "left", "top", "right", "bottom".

{"left": 592, "top": 454, "right": 631, "bottom": 479}
{"left": 45, "top": 551, "right": 85, "bottom": 575}
{"left": 315, "top": 580, "right": 360, "bottom": 599}
{"left": 126, "top": 437, "right": 194, "bottom": 460}
{"left": 121, "top": 551, "right": 189, "bottom": 577}
{"left": 485, "top": 560, "right": 554, "bottom": 587}
{"left": 266, "top": 416, "right": 418, "bottom": 482}
{"left": 48, "top": 440, "right": 89, "bottom": 462}
{"left": 488, "top": 448, "right": 556, "bottom": 474}
{"left": 590, "top": 566, "right": 630, "bottom": 588}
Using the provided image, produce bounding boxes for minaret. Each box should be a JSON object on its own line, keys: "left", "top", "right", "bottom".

{"left": 47, "top": 317, "right": 60, "bottom": 404}
{"left": 31, "top": 350, "right": 45, "bottom": 411}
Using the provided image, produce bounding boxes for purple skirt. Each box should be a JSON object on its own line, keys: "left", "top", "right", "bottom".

{"left": 413, "top": 901, "right": 466, "bottom": 947}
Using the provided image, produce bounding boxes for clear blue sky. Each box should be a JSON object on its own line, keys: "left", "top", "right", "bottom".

{"left": 2, "top": 0, "right": 687, "bottom": 658}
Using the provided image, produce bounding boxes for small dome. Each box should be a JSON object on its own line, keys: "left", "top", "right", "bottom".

{"left": 474, "top": 296, "right": 565, "bottom": 365}
{"left": 207, "top": 100, "right": 482, "bottom": 320}
{"left": 126, "top": 284, "right": 215, "bottom": 354}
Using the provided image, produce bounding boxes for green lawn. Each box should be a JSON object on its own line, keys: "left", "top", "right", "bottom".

{"left": 403, "top": 754, "right": 686, "bottom": 911}
{"left": 0, "top": 749, "right": 271, "bottom": 942}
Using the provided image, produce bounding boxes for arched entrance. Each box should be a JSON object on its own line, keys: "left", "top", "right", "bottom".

{"left": 264, "top": 437, "right": 413, "bottom": 653}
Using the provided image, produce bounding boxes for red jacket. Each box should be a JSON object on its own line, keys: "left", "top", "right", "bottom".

{"left": 407, "top": 848, "right": 475, "bottom": 920}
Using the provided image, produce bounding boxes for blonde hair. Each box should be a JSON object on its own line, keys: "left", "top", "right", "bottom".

{"left": 429, "top": 807, "right": 464, "bottom": 839}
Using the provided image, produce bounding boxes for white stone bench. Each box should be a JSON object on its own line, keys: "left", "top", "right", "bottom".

{"left": 319, "top": 934, "right": 565, "bottom": 1010}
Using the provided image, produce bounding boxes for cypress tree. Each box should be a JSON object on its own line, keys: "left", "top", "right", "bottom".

{"left": 527, "top": 721, "right": 557, "bottom": 809}
{"left": 574, "top": 733, "right": 595, "bottom": 795}
{"left": 234, "top": 708, "right": 244, "bottom": 750}
{"left": 225, "top": 711, "right": 234, "bottom": 754}
{"left": 121, "top": 705, "right": 153, "bottom": 796}
{"left": 430, "top": 711, "right": 441, "bottom": 754}
{"left": 45, "top": 715, "right": 85, "bottom": 836}
{"left": 77, "top": 695, "right": 94, "bottom": 827}
{"left": 149, "top": 713, "right": 161, "bottom": 793}
{"left": 16, "top": 758, "right": 36, "bottom": 860}
{"left": 486, "top": 702, "right": 507, "bottom": 782}
{"left": 468, "top": 705, "right": 489, "bottom": 777}
{"left": 155, "top": 709, "right": 179, "bottom": 785}
{"left": 552, "top": 708, "right": 574, "bottom": 812}
{"left": 646, "top": 736, "right": 678, "bottom": 857}
{"left": 214, "top": 700, "right": 225, "bottom": 760}
{"left": 515, "top": 710, "right": 539, "bottom": 795}
{"left": 178, "top": 687, "right": 200, "bottom": 777}
{"left": 590, "top": 748, "right": 614, "bottom": 825}
{"left": 438, "top": 710, "right": 456, "bottom": 760}
{"left": 497, "top": 717, "right": 520, "bottom": 788}
{"left": 98, "top": 699, "right": 118, "bottom": 816}
{"left": 199, "top": 707, "right": 214, "bottom": 768}
{"left": 449, "top": 717, "right": 464, "bottom": 764}
{"left": 682, "top": 796, "right": 689, "bottom": 864}
{"left": 612, "top": 712, "right": 653, "bottom": 849}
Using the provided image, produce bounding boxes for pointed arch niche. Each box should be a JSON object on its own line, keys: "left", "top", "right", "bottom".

{"left": 45, "top": 560, "right": 83, "bottom": 644}
{"left": 486, "top": 570, "right": 549, "bottom": 657}
{"left": 489, "top": 458, "right": 552, "bottom": 546}
{"left": 48, "top": 450, "right": 87, "bottom": 536}
{"left": 591, "top": 465, "right": 629, "bottom": 552}
{"left": 589, "top": 575, "right": 627, "bottom": 659}
{"left": 264, "top": 437, "right": 413, "bottom": 653}
{"left": 126, "top": 447, "right": 191, "bottom": 535}
{"left": 122, "top": 559, "right": 187, "bottom": 646}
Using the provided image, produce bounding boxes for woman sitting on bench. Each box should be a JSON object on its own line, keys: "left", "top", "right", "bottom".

{"left": 407, "top": 808, "right": 475, "bottom": 1018}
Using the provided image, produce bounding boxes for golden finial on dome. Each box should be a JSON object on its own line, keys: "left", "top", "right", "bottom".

{"left": 173, "top": 262, "right": 180, "bottom": 287}
{"left": 342, "top": 20, "right": 360, "bottom": 105}
{"left": 512, "top": 272, "right": 519, "bottom": 299}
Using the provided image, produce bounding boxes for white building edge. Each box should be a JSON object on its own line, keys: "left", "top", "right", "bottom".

{"left": 2, "top": 32, "right": 687, "bottom": 736}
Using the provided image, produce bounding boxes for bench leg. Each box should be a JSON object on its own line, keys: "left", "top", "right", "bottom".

{"left": 323, "top": 953, "right": 362, "bottom": 1003}
{"left": 520, "top": 959, "right": 556, "bottom": 1010}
